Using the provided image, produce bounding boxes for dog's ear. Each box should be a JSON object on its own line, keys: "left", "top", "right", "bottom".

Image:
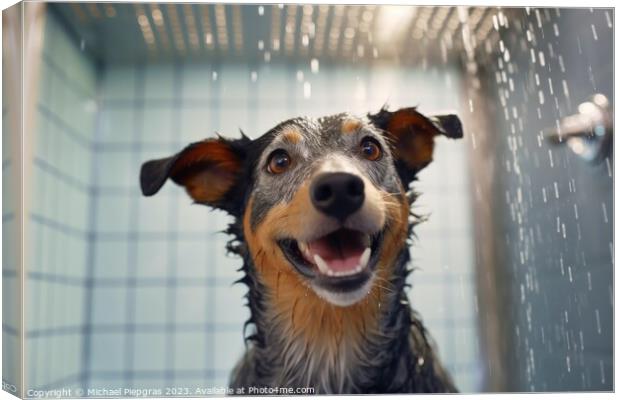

{"left": 368, "top": 106, "right": 462, "bottom": 182}
{"left": 140, "top": 137, "right": 247, "bottom": 211}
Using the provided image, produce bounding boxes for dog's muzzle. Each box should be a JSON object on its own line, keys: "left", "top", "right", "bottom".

{"left": 276, "top": 171, "right": 387, "bottom": 306}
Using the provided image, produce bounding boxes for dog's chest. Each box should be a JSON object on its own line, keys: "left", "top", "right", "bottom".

{"left": 269, "top": 333, "right": 371, "bottom": 393}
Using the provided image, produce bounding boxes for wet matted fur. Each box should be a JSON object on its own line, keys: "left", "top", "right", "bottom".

{"left": 140, "top": 106, "right": 463, "bottom": 394}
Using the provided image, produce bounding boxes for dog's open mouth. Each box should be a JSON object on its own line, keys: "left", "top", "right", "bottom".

{"left": 278, "top": 228, "right": 381, "bottom": 291}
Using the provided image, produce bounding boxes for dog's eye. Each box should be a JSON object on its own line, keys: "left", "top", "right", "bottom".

{"left": 360, "top": 137, "right": 382, "bottom": 161}
{"left": 267, "top": 150, "right": 292, "bottom": 174}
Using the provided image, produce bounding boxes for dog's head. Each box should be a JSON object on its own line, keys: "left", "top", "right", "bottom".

{"left": 141, "top": 107, "right": 462, "bottom": 308}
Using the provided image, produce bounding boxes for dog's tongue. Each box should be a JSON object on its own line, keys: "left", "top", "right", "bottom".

{"left": 308, "top": 240, "right": 363, "bottom": 272}
{"left": 306, "top": 230, "right": 366, "bottom": 273}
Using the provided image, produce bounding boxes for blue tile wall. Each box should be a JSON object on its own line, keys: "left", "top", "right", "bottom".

{"left": 87, "top": 61, "right": 482, "bottom": 392}
{"left": 25, "top": 10, "right": 97, "bottom": 392}
{"left": 2, "top": 19, "right": 20, "bottom": 387}
{"left": 21, "top": 8, "right": 482, "bottom": 394}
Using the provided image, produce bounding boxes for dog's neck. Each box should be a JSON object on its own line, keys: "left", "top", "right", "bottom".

{"left": 230, "top": 226, "right": 427, "bottom": 393}
{"left": 226, "top": 192, "right": 452, "bottom": 393}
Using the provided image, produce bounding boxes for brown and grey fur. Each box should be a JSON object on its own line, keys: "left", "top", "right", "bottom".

{"left": 140, "top": 106, "right": 463, "bottom": 394}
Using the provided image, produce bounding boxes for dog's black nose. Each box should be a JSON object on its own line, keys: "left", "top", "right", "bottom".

{"left": 310, "top": 172, "right": 365, "bottom": 222}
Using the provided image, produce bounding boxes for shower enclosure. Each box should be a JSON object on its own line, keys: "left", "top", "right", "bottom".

{"left": 2, "top": 3, "right": 613, "bottom": 396}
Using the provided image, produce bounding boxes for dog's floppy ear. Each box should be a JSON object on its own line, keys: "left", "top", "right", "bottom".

{"left": 140, "top": 137, "right": 247, "bottom": 211}
{"left": 368, "top": 106, "right": 462, "bottom": 182}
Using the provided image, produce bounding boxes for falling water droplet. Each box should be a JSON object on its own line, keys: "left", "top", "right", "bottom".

{"left": 548, "top": 149, "right": 554, "bottom": 167}
{"left": 535, "top": 9, "right": 543, "bottom": 28}
{"left": 250, "top": 71, "right": 258, "bottom": 82}
{"left": 548, "top": 78, "right": 554, "bottom": 95}
{"left": 310, "top": 58, "right": 319, "bottom": 74}
{"left": 561, "top": 223, "right": 566, "bottom": 239}
{"left": 538, "top": 51, "right": 546, "bottom": 67}
{"left": 605, "top": 157, "right": 612, "bottom": 177}
{"left": 591, "top": 24, "right": 598, "bottom": 40}
{"left": 562, "top": 80, "right": 570, "bottom": 99}
{"left": 558, "top": 55, "right": 566, "bottom": 72}
{"left": 303, "top": 81, "right": 311, "bottom": 99}
{"left": 605, "top": 11, "right": 612, "bottom": 28}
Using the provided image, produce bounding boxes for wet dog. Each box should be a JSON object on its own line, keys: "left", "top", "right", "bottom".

{"left": 140, "top": 106, "right": 462, "bottom": 393}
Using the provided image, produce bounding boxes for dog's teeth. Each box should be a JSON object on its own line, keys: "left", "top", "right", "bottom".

{"left": 314, "top": 254, "right": 331, "bottom": 274}
{"left": 301, "top": 247, "right": 312, "bottom": 260}
{"left": 359, "top": 247, "right": 371, "bottom": 268}
{"left": 298, "top": 241, "right": 308, "bottom": 253}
